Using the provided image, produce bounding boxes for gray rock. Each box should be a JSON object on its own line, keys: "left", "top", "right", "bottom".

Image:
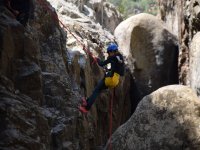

{"left": 189, "top": 32, "right": 200, "bottom": 96}
{"left": 87, "top": 0, "right": 123, "bottom": 32}
{"left": 158, "top": 0, "right": 200, "bottom": 86}
{"left": 0, "top": 1, "right": 130, "bottom": 150}
{"left": 115, "top": 13, "right": 179, "bottom": 106}
{"left": 0, "top": 75, "right": 51, "bottom": 150}
{"left": 107, "top": 85, "right": 200, "bottom": 150}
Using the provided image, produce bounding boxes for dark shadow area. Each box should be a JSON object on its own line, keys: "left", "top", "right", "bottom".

{"left": 3, "top": 0, "right": 34, "bottom": 26}
{"left": 129, "top": 27, "right": 179, "bottom": 114}
{"left": 130, "top": 76, "right": 143, "bottom": 113}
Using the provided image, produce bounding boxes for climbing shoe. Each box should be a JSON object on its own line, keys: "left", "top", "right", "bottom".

{"left": 79, "top": 106, "right": 88, "bottom": 113}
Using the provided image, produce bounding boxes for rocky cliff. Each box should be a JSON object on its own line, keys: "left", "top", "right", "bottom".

{"left": 158, "top": 0, "right": 200, "bottom": 96}
{"left": 0, "top": 0, "right": 127, "bottom": 149}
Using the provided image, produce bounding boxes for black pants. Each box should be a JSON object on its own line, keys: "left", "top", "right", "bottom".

{"left": 86, "top": 78, "right": 107, "bottom": 110}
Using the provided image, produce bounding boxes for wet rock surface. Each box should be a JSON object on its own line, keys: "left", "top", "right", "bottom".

{"left": 158, "top": 0, "right": 200, "bottom": 93}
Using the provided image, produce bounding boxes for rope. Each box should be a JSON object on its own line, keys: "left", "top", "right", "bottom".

{"left": 109, "top": 88, "right": 115, "bottom": 150}
{"left": 37, "top": 0, "right": 97, "bottom": 64}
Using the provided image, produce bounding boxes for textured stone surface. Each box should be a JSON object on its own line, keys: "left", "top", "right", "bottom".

{"left": 158, "top": 0, "right": 200, "bottom": 88}
{"left": 0, "top": 5, "right": 43, "bottom": 104}
{"left": 115, "top": 13, "right": 179, "bottom": 109}
{"left": 0, "top": 75, "right": 51, "bottom": 150}
{"left": 4, "top": 0, "right": 200, "bottom": 149}
{"left": 189, "top": 32, "right": 200, "bottom": 96}
{"left": 0, "top": 0, "right": 130, "bottom": 149}
{"left": 107, "top": 85, "right": 200, "bottom": 150}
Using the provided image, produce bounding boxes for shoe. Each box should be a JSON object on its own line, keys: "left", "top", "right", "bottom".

{"left": 79, "top": 106, "right": 88, "bottom": 113}
{"left": 82, "top": 97, "right": 87, "bottom": 107}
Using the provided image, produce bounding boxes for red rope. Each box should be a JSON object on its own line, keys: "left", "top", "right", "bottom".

{"left": 109, "top": 88, "right": 114, "bottom": 150}
{"left": 37, "top": 0, "right": 97, "bottom": 64}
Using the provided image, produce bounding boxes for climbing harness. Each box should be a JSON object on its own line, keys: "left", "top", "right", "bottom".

{"left": 37, "top": 0, "right": 98, "bottom": 64}
{"left": 105, "top": 72, "right": 120, "bottom": 88}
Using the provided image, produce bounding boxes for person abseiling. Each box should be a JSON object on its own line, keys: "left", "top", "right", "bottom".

{"left": 79, "top": 43, "right": 125, "bottom": 113}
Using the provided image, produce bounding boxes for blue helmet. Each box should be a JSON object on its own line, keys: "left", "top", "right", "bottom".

{"left": 107, "top": 43, "right": 118, "bottom": 53}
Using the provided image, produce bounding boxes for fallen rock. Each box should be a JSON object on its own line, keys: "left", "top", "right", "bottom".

{"left": 107, "top": 85, "right": 200, "bottom": 150}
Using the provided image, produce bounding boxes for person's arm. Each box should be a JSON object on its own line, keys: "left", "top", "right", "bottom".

{"left": 97, "top": 56, "right": 114, "bottom": 67}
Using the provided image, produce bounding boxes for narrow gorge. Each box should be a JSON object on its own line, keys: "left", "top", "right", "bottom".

{"left": 0, "top": 0, "right": 200, "bottom": 150}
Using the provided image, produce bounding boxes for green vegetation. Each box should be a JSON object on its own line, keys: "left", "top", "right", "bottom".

{"left": 108, "top": 0, "right": 158, "bottom": 18}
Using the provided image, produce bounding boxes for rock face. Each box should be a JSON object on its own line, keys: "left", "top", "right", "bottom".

{"left": 108, "top": 85, "right": 200, "bottom": 150}
{"left": 158, "top": 0, "right": 200, "bottom": 94}
{"left": 47, "top": 0, "right": 122, "bottom": 33}
{"left": 0, "top": 0, "right": 130, "bottom": 149}
{"left": 86, "top": 0, "right": 123, "bottom": 32}
{"left": 189, "top": 32, "right": 200, "bottom": 96}
{"left": 158, "top": 0, "right": 180, "bottom": 36}
{"left": 115, "top": 13, "right": 179, "bottom": 110}
{"left": 0, "top": 2, "right": 78, "bottom": 149}
{"left": 0, "top": 76, "right": 50, "bottom": 150}
{"left": 0, "top": 8, "right": 43, "bottom": 104}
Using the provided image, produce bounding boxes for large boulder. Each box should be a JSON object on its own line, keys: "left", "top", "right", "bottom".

{"left": 189, "top": 32, "right": 200, "bottom": 96}
{"left": 0, "top": 3, "right": 79, "bottom": 149}
{"left": 0, "top": 1, "right": 131, "bottom": 149}
{"left": 115, "top": 13, "right": 179, "bottom": 107}
{"left": 107, "top": 85, "right": 200, "bottom": 150}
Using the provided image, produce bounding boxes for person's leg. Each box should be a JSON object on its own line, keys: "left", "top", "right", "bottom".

{"left": 86, "top": 78, "right": 107, "bottom": 110}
